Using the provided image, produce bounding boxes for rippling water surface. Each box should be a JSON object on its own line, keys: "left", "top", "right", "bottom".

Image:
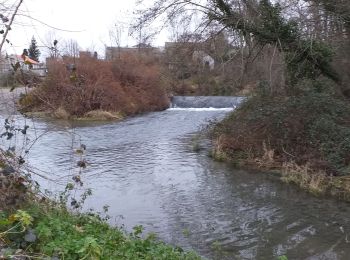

{"left": 1, "top": 89, "right": 350, "bottom": 259}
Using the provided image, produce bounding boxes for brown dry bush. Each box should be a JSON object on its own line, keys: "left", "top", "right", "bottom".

{"left": 20, "top": 54, "right": 169, "bottom": 118}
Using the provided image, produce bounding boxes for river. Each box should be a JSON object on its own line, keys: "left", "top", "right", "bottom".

{"left": 1, "top": 90, "right": 350, "bottom": 259}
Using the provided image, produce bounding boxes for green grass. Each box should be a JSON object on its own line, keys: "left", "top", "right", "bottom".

{"left": 0, "top": 203, "right": 201, "bottom": 260}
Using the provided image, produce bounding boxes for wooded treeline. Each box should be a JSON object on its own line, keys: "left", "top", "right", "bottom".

{"left": 138, "top": 0, "right": 349, "bottom": 95}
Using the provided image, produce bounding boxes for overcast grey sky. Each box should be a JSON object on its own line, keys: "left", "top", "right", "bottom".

{"left": 4, "top": 0, "right": 169, "bottom": 59}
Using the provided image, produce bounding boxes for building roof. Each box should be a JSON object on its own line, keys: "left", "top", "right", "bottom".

{"left": 22, "top": 55, "right": 40, "bottom": 65}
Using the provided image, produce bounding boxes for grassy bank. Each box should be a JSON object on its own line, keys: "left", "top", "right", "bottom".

{"left": 210, "top": 85, "right": 350, "bottom": 201}
{"left": 0, "top": 201, "right": 200, "bottom": 259}
{"left": 18, "top": 54, "right": 170, "bottom": 120}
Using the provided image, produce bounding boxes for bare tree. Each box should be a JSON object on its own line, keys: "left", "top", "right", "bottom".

{"left": 136, "top": 0, "right": 345, "bottom": 91}
{"left": 0, "top": 0, "right": 24, "bottom": 53}
{"left": 43, "top": 31, "right": 61, "bottom": 58}
{"left": 132, "top": 18, "right": 157, "bottom": 50}
{"left": 108, "top": 23, "right": 122, "bottom": 59}
{"left": 63, "top": 39, "right": 80, "bottom": 58}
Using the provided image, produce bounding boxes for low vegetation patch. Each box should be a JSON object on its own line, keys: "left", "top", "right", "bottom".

{"left": 82, "top": 110, "right": 123, "bottom": 121}
{"left": 281, "top": 162, "right": 350, "bottom": 200}
{"left": 0, "top": 202, "right": 200, "bottom": 260}
{"left": 211, "top": 82, "right": 350, "bottom": 200}
{"left": 18, "top": 54, "right": 169, "bottom": 120}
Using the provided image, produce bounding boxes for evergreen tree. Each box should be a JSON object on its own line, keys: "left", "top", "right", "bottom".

{"left": 22, "top": 48, "right": 28, "bottom": 57}
{"left": 28, "top": 36, "right": 40, "bottom": 61}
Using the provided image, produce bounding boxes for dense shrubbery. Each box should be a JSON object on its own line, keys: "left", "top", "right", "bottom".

{"left": 0, "top": 203, "right": 200, "bottom": 259}
{"left": 19, "top": 55, "right": 169, "bottom": 119}
{"left": 211, "top": 82, "right": 350, "bottom": 176}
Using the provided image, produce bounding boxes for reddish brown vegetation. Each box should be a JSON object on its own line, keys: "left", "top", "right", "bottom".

{"left": 20, "top": 54, "right": 169, "bottom": 118}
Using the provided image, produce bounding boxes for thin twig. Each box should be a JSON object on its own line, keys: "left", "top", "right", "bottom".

{"left": 0, "top": 0, "right": 24, "bottom": 53}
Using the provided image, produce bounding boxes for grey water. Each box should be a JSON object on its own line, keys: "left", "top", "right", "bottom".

{"left": 1, "top": 89, "right": 350, "bottom": 259}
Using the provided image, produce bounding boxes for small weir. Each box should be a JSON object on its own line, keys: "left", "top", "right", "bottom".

{"left": 170, "top": 96, "right": 245, "bottom": 108}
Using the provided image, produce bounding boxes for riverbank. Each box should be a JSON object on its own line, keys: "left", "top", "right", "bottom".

{"left": 23, "top": 109, "right": 124, "bottom": 121}
{"left": 211, "top": 147, "right": 350, "bottom": 201}
{"left": 0, "top": 156, "right": 200, "bottom": 259}
{"left": 210, "top": 91, "right": 350, "bottom": 201}
{"left": 0, "top": 201, "right": 200, "bottom": 259}
{"left": 0, "top": 87, "right": 125, "bottom": 122}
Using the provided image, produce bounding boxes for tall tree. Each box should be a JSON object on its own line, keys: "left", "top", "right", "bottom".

{"left": 63, "top": 39, "right": 80, "bottom": 58}
{"left": 28, "top": 36, "right": 40, "bottom": 61}
{"left": 136, "top": 0, "right": 340, "bottom": 89}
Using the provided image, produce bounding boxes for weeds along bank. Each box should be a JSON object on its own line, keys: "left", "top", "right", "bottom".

{"left": 0, "top": 194, "right": 201, "bottom": 259}
{"left": 18, "top": 54, "right": 169, "bottom": 120}
{"left": 210, "top": 81, "right": 350, "bottom": 200}
{"left": 0, "top": 201, "right": 200, "bottom": 259}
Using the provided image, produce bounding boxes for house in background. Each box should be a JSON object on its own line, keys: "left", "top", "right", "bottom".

{"left": 79, "top": 51, "right": 98, "bottom": 59}
{"left": 164, "top": 41, "right": 215, "bottom": 80}
{"left": 0, "top": 54, "right": 45, "bottom": 76}
{"left": 105, "top": 44, "right": 161, "bottom": 60}
{"left": 192, "top": 50, "right": 215, "bottom": 70}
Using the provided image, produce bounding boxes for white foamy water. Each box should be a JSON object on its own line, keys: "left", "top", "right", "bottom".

{"left": 167, "top": 107, "right": 235, "bottom": 111}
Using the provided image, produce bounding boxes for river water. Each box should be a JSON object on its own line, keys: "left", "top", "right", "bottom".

{"left": 1, "top": 90, "right": 350, "bottom": 259}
